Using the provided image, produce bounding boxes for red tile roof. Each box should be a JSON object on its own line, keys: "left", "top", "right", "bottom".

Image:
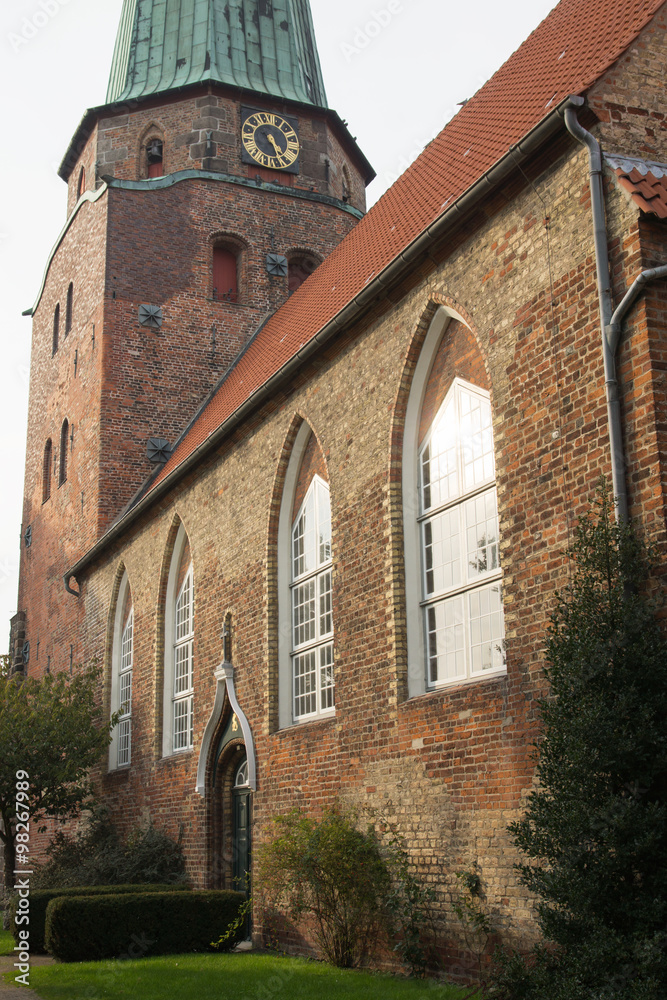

{"left": 608, "top": 156, "right": 667, "bottom": 219}
{"left": 145, "top": 0, "right": 664, "bottom": 502}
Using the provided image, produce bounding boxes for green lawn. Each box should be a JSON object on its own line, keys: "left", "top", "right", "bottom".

{"left": 0, "top": 928, "right": 15, "bottom": 956}
{"left": 19, "top": 952, "right": 479, "bottom": 1000}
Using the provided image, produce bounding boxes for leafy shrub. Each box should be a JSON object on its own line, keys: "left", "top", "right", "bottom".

{"left": 9, "top": 883, "right": 188, "bottom": 953}
{"left": 256, "top": 807, "right": 391, "bottom": 967}
{"left": 45, "top": 890, "right": 244, "bottom": 962}
{"left": 488, "top": 484, "right": 667, "bottom": 999}
{"left": 33, "top": 808, "right": 188, "bottom": 888}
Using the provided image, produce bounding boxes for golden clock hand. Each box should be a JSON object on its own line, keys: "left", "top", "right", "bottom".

{"left": 267, "top": 132, "right": 281, "bottom": 155}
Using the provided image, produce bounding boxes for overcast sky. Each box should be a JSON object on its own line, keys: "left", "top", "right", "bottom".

{"left": 0, "top": 0, "right": 557, "bottom": 642}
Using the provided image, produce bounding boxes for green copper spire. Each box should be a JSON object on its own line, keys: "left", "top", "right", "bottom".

{"left": 106, "top": 0, "right": 327, "bottom": 108}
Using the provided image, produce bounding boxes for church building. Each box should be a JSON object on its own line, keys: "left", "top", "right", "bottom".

{"left": 11, "top": 0, "right": 667, "bottom": 972}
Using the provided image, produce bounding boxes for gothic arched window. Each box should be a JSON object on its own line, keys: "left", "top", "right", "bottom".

{"left": 291, "top": 475, "right": 334, "bottom": 719}
{"left": 52, "top": 304, "right": 60, "bottom": 355}
{"left": 213, "top": 246, "right": 238, "bottom": 302}
{"left": 110, "top": 571, "right": 133, "bottom": 768}
{"left": 276, "top": 425, "right": 335, "bottom": 727}
{"left": 419, "top": 378, "right": 504, "bottom": 685}
{"left": 402, "top": 311, "right": 506, "bottom": 695}
{"left": 42, "top": 439, "right": 52, "bottom": 503}
{"left": 162, "top": 524, "right": 194, "bottom": 754}
{"left": 147, "top": 138, "right": 164, "bottom": 178}
{"left": 65, "top": 283, "right": 73, "bottom": 336}
{"left": 59, "top": 419, "right": 69, "bottom": 486}
{"left": 77, "top": 166, "right": 86, "bottom": 199}
{"left": 288, "top": 253, "right": 320, "bottom": 294}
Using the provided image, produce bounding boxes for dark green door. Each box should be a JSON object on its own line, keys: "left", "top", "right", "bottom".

{"left": 232, "top": 757, "right": 251, "bottom": 894}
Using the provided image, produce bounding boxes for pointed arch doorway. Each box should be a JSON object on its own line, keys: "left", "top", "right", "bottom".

{"left": 208, "top": 708, "right": 252, "bottom": 893}
{"left": 232, "top": 755, "right": 251, "bottom": 893}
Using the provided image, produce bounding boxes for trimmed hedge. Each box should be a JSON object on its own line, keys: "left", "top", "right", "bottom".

{"left": 45, "top": 890, "right": 245, "bottom": 962}
{"left": 10, "top": 883, "right": 188, "bottom": 954}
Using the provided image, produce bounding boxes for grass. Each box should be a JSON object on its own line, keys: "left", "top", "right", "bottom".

{"left": 18, "top": 951, "right": 479, "bottom": 1000}
{"left": 0, "top": 928, "right": 15, "bottom": 955}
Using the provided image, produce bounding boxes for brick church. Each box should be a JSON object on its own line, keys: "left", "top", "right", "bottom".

{"left": 11, "top": 0, "right": 667, "bottom": 970}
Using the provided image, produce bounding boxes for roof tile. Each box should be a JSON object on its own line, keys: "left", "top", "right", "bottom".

{"left": 144, "top": 0, "right": 665, "bottom": 502}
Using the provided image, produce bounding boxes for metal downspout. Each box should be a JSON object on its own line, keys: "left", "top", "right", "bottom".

{"left": 607, "top": 265, "right": 667, "bottom": 352}
{"left": 563, "top": 98, "right": 628, "bottom": 523}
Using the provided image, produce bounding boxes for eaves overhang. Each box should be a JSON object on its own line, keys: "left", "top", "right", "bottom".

{"left": 64, "top": 93, "right": 586, "bottom": 588}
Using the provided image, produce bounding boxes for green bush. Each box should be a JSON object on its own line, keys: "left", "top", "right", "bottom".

{"left": 33, "top": 809, "right": 188, "bottom": 888}
{"left": 44, "top": 890, "right": 244, "bottom": 962}
{"left": 9, "top": 883, "right": 187, "bottom": 954}
{"left": 256, "top": 807, "right": 391, "bottom": 968}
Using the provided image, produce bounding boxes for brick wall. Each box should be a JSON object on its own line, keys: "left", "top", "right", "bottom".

{"left": 16, "top": 9, "right": 667, "bottom": 979}
{"left": 64, "top": 86, "right": 368, "bottom": 216}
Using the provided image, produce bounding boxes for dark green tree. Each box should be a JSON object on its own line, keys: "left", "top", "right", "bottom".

{"left": 494, "top": 485, "right": 667, "bottom": 999}
{"left": 0, "top": 664, "right": 118, "bottom": 893}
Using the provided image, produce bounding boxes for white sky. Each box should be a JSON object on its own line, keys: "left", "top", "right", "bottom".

{"left": 0, "top": 0, "right": 557, "bottom": 641}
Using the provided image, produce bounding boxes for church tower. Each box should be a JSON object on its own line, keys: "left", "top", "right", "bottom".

{"left": 13, "top": 0, "right": 372, "bottom": 676}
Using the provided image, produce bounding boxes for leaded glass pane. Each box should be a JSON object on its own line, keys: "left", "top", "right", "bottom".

{"left": 119, "top": 670, "right": 132, "bottom": 716}
{"left": 117, "top": 718, "right": 131, "bottom": 767}
{"left": 173, "top": 696, "right": 192, "bottom": 750}
{"left": 465, "top": 490, "right": 500, "bottom": 578}
{"left": 319, "top": 571, "right": 333, "bottom": 636}
{"left": 174, "top": 641, "right": 192, "bottom": 694}
{"left": 293, "top": 491, "right": 316, "bottom": 578}
{"left": 421, "top": 398, "right": 457, "bottom": 510}
{"left": 121, "top": 614, "right": 133, "bottom": 672}
{"left": 293, "top": 580, "right": 316, "bottom": 646}
{"left": 320, "top": 643, "right": 334, "bottom": 710}
{"left": 175, "top": 574, "right": 192, "bottom": 640}
{"left": 423, "top": 509, "right": 461, "bottom": 595}
{"left": 291, "top": 477, "right": 333, "bottom": 717}
{"left": 469, "top": 584, "right": 505, "bottom": 674}
{"left": 317, "top": 481, "right": 332, "bottom": 565}
{"left": 426, "top": 597, "right": 465, "bottom": 685}
{"left": 460, "top": 390, "right": 494, "bottom": 490}
{"left": 293, "top": 650, "right": 317, "bottom": 718}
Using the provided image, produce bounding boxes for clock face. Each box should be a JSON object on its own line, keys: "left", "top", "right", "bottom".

{"left": 241, "top": 110, "right": 300, "bottom": 173}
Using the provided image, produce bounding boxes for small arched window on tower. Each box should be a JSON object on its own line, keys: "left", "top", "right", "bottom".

{"left": 147, "top": 138, "right": 164, "bottom": 178}
{"left": 213, "top": 246, "right": 238, "bottom": 303}
{"left": 288, "top": 253, "right": 320, "bottom": 294}
{"left": 342, "top": 166, "right": 351, "bottom": 204}
{"left": 52, "top": 304, "right": 60, "bottom": 355}
{"left": 59, "top": 419, "right": 69, "bottom": 486}
{"left": 65, "top": 283, "right": 73, "bottom": 336}
{"left": 77, "top": 166, "right": 86, "bottom": 199}
{"left": 42, "top": 439, "right": 52, "bottom": 503}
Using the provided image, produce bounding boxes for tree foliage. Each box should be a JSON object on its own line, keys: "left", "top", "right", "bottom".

{"left": 0, "top": 663, "right": 118, "bottom": 890}
{"left": 492, "top": 484, "right": 667, "bottom": 999}
{"left": 32, "top": 807, "right": 188, "bottom": 888}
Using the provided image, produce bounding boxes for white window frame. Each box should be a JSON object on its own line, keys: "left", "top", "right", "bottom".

{"left": 109, "top": 572, "right": 133, "bottom": 769}
{"left": 277, "top": 424, "right": 335, "bottom": 728}
{"left": 402, "top": 309, "right": 506, "bottom": 696}
{"left": 162, "top": 524, "right": 194, "bottom": 755}
{"left": 290, "top": 474, "right": 334, "bottom": 722}
{"left": 418, "top": 378, "right": 505, "bottom": 687}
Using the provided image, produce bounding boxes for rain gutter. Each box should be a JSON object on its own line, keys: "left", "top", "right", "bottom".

{"left": 563, "top": 98, "right": 626, "bottom": 521}
{"left": 64, "top": 93, "right": 583, "bottom": 590}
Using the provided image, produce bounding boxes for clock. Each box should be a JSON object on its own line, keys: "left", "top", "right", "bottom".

{"left": 241, "top": 108, "right": 300, "bottom": 174}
